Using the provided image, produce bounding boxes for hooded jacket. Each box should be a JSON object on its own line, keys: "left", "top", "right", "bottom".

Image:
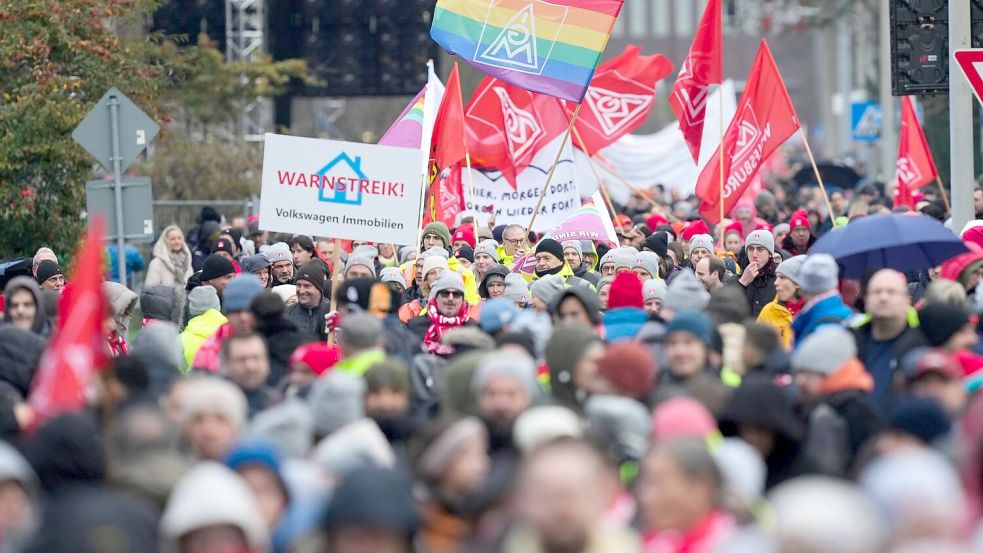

{"left": 103, "top": 281, "right": 139, "bottom": 338}
{"left": 0, "top": 326, "right": 46, "bottom": 398}
{"left": 791, "top": 293, "right": 854, "bottom": 345}
{"left": 139, "top": 284, "right": 183, "bottom": 326}
{"left": 478, "top": 265, "right": 511, "bottom": 299}
{"left": 179, "top": 309, "right": 227, "bottom": 371}
{"left": 940, "top": 246, "right": 983, "bottom": 291}
{"left": 551, "top": 286, "right": 602, "bottom": 326}
{"left": 145, "top": 225, "right": 194, "bottom": 288}
{"left": 757, "top": 296, "right": 795, "bottom": 349}
{"left": 2, "top": 277, "right": 49, "bottom": 336}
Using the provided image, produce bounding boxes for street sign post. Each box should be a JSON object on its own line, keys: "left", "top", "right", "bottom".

{"left": 85, "top": 177, "right": 155, "bottom": 243}
{"left": 72, "top": 88, "right": 159, "bottom": 284}
{"left": 850, "top": 101, "right": 882, "bottom": 142}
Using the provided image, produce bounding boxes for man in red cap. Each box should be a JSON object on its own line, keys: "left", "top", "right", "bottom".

{"left": 680, "top": 220, "right": 710, "bottom": 258}
{"left": 782, "top": 210, "right": 815, "bottom": 256}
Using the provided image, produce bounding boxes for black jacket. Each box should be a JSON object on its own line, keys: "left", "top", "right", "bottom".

{"left": 729, "top": 260, "right": 777, "bottom": 318}
{"left": 257, "top": 316, "right": 312, "bottom": 386}
{"left": 286, "top": 300, "right": 330, "bottom": 341}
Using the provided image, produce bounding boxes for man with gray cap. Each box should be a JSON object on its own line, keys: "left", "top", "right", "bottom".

{"left": 266, "top": 242, "right": 295, "bottom": 285}
{"left": 562, "top": 240, "right": 600, "bottom": 286}
{"left": 241, "top": 254, "right": 272, "bottom": 288}
{"left": 473, "top": 351, "right": 539, "bottom": 453}
{"left": 407, "top": 272, "right": 475, "bottom": 354}
{"left": 730, "top": 229, "right": 778, "bottom": 318}
{"left": 180, "top": 285, "right": 227, "bottom": 370}
{"left": 791, "top": 253, "right": 854, "bottom": 345}
{"left": 473, "top": 239, "right": 500, "bottom": 283}
{"left": 792, "top": 325, "right": 883, "bottom": 475}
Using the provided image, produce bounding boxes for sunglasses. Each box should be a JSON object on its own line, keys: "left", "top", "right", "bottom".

{"left": 437, "top": 290, "right": 464, "bottom": 299}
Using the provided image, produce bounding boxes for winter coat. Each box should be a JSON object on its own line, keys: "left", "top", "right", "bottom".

{"left": 179, "top": 309, "right": 227, "bottom": 371}
{"left": 718, "top": 378, "right": 810, "bottom": 489}
{"left": 334, "top": 349, "right": 387, "bottom": 377}
{"left": 602, "top": 307, "right": 649, "bottom": 342}
{"left": 791, "top": 293, "right": 853, "bottom": 345}
{"left": 799, "top": 358, "right": 884, "bottom": 477}
{"left": 729, "top": 260, "right": 777, "bottom": 318}
{"left": 287, "top": 300, "right": 330, "bottom": 341}
{"left": 139, "top": 285, "right": 183, "bottom": 326}
{"left": 643, "top": 509, "right": 734, "bottom": 553}
{"left": 1, "top": 277, "right": 49, "bottom": 336}
{"left": 781, "top": 234, "right": 816, "bottom": 257}
{"left": 573, "top": 264, "right": 601, "bottom": 286}
{"left": 757, "top": 296, "right": 795, "bottom": 349}
{"left": 144, "top": 225, "right": 193, "bottom": 288}
{"left": 652, "top": 370, "right": 732, "bottom": 417}
{"left": 103, "top": 281, "right": 139, "bottom": 339}
{"left": 0, "top": 325, "right": 46, "bottom": 398}
{"left": 552, "top": 286, "right": 602, "bottom": 325}
{"left": 105, "top": 244, "right": 145, "bottom": 284}
{"left": 257, "top": 316, "right": 311, "bottom": 386}
{"left": 131, "top": 322, "right": 183, "bottom": 398}
{"left": 850, "top": 308, "right": 925, "bottom": 408}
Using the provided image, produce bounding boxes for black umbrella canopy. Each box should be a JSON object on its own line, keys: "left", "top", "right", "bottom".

{"left": 792, "top": 162, "right": 862, "bottom": 190}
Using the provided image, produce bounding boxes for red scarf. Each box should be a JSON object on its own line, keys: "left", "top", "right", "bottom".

{"left": 423, "top": 297, "right": 469, "bottom": 355}
{"left": 785, "top": 297, "right": 805, "bottom": 316}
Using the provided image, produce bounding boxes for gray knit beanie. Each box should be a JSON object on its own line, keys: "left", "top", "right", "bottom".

{"left": 662, "top": 269, "right": 710, "bottom": 312}
{"left": 791, "top": 325, "right": 857, "bottom": 375}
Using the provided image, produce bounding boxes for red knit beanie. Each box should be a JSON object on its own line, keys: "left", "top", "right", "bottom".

{"left": 646, "top": 213, "right": 668, "bottom": 231}
{"left": 607, "top": 272, "right": 644, "bottom": 309}
{"left": 289, "top": 344, "right": 341, "bottom": 376}
{"left": 789, "top": 209, "right": 811, "bottom": 232}
{"left": 452, "top": 224, "right": 476, "bottom": 248}
{"left": 681, "top": 220, "right": 709, "bottom": 241}
{"left": 597, "top": 342, "right": 655, "bottom": 399}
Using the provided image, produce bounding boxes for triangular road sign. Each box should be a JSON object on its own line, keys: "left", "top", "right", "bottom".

{"left": 954, "top": 49, "right": 983, "bottom": 106}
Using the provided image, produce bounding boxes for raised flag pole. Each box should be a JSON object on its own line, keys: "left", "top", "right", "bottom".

{"left": 414, "top": 170, "right": 431, "bottom": 256}
{"left": 465, "top": 152, "right": 480, "bottom": 222}
{"left": 571, "top": 126, "right": 619, "bottom": 220}
{"left": 326, "top": 237, "right": 342, "bottom": 346}
{"left": 718, "top": 86, "right": 726, "bottom": 225}
{"left": 935, "top": 176, "right": 952, "bottom": 214}
{"left": 527, "top": 103, "right": 583, "bottom": 232}
{"left": 798, "top": 128, "right": 837, "bottom": 224}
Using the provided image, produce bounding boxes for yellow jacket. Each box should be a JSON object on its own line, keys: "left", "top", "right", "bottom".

{"left": 496, "top": 244, "right": 518, "bottom": 269}
{"left": 398, "top": 255, "right": 481, "bottom": 306}
{"left": 757, "top": 296, "right": 794, "bottom": 350}
{"left": 180, "top": 309, "right": 228, "bottom": 371}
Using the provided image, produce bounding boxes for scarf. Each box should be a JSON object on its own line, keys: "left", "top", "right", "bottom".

{"left": 422, "top": 297, "right": 469, "bottom": 355}
{"left": 535, "top": 264, "right": 563, "bottom": 278}
{"left": 168, "top": 249, "right": 189, "bottom": 280}
{"left": 785, "top": 297, "right": 805, "bottom": 316}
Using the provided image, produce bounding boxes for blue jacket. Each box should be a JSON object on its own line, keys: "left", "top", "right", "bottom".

{"left": 603, "top": 307, "right": 648, "bottom": 342}
{"left": 791, "top": 294, "right": 853, "bottom": 346}
{"left": 105, "top": 245, "right": 145, "bottom": 284}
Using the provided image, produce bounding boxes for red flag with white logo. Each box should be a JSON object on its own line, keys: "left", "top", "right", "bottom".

{"left": 29, "top": 217, "right": 109, "bottom": 427}
{"left": 895, "top": 96, "right": 939, "bottom": 191}
{"left": 893, "top": 174, "right": 915, "bottom": 210}
{"left": 424, "top": 64, "right": 467, "bottom": 226}
{"left": 465, "top": 77, "right": 568, "bottom": 189}
{"left": 695, "top": 40, "right": 800, "bottom": 224}
{"left": 568, "top": 46, "right": 674, "bottom": 156}
{"left": 670, "top": 0, "right": 722, "bottom": 163}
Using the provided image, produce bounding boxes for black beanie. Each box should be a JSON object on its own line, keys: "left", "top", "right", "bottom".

{"left": 643, "top": 232, "right": 669, "bottom": 259}
{"left": 211, "top": 238, "right": 235, "bottom": 256}
{"left": 454, "top": 245, "right": 475, "bottom": 263}
{"left": 918, "top": 303, "right": 970, "bottom": 347}
{"left": 200, "top": 254, "right": 236, "bottom": 282}
{"left": 535, "top": 238, "right": 565, "bottom": 263}
{"left": 35, "top": 260, "right": 64, "bottom": 285}
{"left": 294, "top": 260, "right": 328, "bottom": 297}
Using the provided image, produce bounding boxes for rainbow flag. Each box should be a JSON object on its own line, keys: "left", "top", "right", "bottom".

{"left": 430, "top": 0, "right": 624, "bottom": 102}
{"left": 378, "top": 87, "right": 428, "bottom": 148}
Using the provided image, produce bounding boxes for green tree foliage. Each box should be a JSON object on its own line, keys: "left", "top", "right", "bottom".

{"left": 0, "top": 0, "right": 306, "bottom": 259}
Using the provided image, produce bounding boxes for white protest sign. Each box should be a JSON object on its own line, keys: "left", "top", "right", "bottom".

{"left": 465, "top": 135, "right": 588, "bottom": 232}
{"left": 259, "top": 134, "right": 423, "bottom": 244}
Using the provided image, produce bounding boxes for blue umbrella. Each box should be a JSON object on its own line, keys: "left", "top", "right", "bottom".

{"left": 809, "top": 213, "right": 968, "bottom": 278}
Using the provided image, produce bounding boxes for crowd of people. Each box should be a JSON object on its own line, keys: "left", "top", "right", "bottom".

{"left": 1, "top": 180, "right": 983, "bottom": 553}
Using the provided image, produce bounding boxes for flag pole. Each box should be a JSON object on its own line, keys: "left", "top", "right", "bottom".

{"left": 798, "top": 127, "right": 836, "bottom": 224}
{"left": 465, "top": 151, "right": 479, "bottom": 223}
{"left": 571, "top": 126, "right": 619, "bottom": 220}
{"left": 935, "top": 175, "right": 952, "bottom": 214}
{"left": 527, "top": 103, "right": 583, "bottom": 233}
{"left": 414, "top": 169, "right": 430, "bottom": 256}
{"left": 718, "top": 84, "right": 725, "bottom": 225}
{"left": 326, "top": 237, "right": 342, "bottom": 346}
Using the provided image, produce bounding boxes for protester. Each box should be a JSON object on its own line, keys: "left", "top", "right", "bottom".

{"left": 757, "top": 255, "right": 805, "bottom": 349}
{"left": 267, "top": 242, "right": 295, "bottom": 285}
{"left": 791, "top": 253, "right": 853, "bottom": 343}
{"left": 287, "top": 261, "right": 330, "bottom": 341}
{"left": 732, "top": 229, "right": 777, "bottom": 318}
{"left": 34, "top": 260, "right": 65, "bottom": 292}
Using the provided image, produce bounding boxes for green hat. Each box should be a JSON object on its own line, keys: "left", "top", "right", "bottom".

{"left": 422, "top": 222, "right": 451, "bottom": 249}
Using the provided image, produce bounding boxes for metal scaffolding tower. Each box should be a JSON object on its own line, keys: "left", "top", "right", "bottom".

{"left": 226, "top": 0, "right": 267, "bottom": 142}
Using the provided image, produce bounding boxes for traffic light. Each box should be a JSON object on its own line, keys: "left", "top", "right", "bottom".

{"left": 890, "top": 0, "right": 948, "bottom": 96}
{"left": 294, "top": 0, "right": 440, "bottom": 96}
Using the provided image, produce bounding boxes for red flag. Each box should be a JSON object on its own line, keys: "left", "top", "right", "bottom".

{"left": 568, "top": 46, "right": 674, "bottom": 155}
{"left": 670, "top": 0, "right": 722, "bottom": 163}
{"left": 425, "top": 64, "right": 468, "bottom": 226}
{"left": 29, "top": 217, "right": 109, "bottom": 426}
{"left": 465, "top": 77, "right": 568, "bottom": 189}
{"left": 893, "top": 177, "right": 915, "bottom": 210}
{"left": 696, "top": 40, "right": 800, "bottom": 224}
{"left": 895, "top": 96, "right": 939, "bottom": 191}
